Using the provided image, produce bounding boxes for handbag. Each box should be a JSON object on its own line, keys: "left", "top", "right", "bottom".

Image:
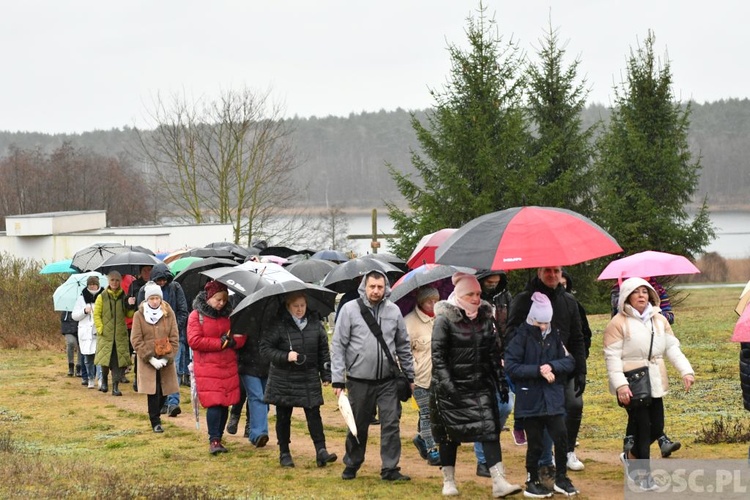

{"left": 618, "top": 321, "right": 654, "bottom": 408}
{"left": 357, "top": 299, "right": 412, "bottom": 402}
{"left": 154, "top": 337, "right": 172, "bottom": 357}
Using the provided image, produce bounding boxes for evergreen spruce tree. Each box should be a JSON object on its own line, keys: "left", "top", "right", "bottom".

{"left": 386, "top": 6, "right": 532, "bottom": 258}
{"left": 592, "top": 32, "right": 713, "bottom": 258}
{"left": 526, "top": 23, "right": 596, "bottom": 217}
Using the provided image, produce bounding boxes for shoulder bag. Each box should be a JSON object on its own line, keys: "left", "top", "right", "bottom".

{"left": 154, "top": 337, "right": 172, "bottom": 357}
{"left": 618, "top": 320, "right": 654, "bottom": 408}
{"left": 357, "top": 299, "right": 412, "bottom": 402}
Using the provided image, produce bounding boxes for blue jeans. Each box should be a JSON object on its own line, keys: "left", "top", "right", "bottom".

{"left": 413, "top": 386, "right": 435, "bottom": 449}
{"left": 475, "top": 390, "right": 514, "bottom": 464}
{"left": 240, "top": 374, "right": 268, "bottom": 444}
{"left": 166, "top": 390, "right": 180, "bottom": 406}
{"left": 176, "top": 339, "right": 190, "bottom": 376}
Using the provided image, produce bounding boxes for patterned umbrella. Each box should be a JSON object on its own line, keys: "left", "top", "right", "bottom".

{"left": 71, "top": 243, "right": 131, "bottom": 272}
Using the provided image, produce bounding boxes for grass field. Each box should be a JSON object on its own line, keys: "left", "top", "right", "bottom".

{"left": 1, "top": 287, "right": 749, "bottom": 499}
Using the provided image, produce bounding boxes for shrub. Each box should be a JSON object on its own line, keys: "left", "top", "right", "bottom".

{"left": 0, "top": 253, "right": 61, "bottom": 349}
{"left": 696, "top": 252, "right": 729, "bottom": 283}
{"left": 694, "top": 416, "right": 750, "bottom": 444}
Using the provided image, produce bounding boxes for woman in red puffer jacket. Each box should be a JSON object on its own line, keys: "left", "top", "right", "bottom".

{"left": 188, "top": 280, "right": 246, "bottom": 455}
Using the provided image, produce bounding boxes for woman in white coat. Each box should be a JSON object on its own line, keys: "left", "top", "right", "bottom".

{"left": 72, "top": 276, "right": 104, "bottom": 389}
{"left": 603, "top": 277, "right": 695, "bottom": 492}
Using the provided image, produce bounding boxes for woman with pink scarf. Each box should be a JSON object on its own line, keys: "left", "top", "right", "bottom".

{"left": 430, "top": 272, "right": 521, "bottom": 498}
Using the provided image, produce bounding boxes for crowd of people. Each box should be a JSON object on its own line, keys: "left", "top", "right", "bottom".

{"left": 59, "top": 259, "right": 695, "bottom": 497}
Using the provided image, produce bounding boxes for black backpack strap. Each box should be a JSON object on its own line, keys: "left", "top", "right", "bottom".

{"left": 357, "top": 298, "right": 399, "bottom": 371}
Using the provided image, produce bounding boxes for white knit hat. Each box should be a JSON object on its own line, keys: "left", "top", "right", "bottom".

{"left": 143, "top": 281, "right": 162, "bottom": 299}
{"left": 528, "top": 292, "right": 553, "bottom": 323}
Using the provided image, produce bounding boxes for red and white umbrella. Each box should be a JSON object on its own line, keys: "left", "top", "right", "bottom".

{"left": 435, "top": 206, "right": 622, "bottom": 270}
{"left": 406, "top": 228, "right": 456, "bottom": 269}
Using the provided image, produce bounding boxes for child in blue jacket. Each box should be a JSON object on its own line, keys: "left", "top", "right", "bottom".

{"left": 505, "top": 292, "right": 578, "bottom": 498}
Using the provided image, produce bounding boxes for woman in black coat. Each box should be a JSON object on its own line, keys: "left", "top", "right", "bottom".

{"left": 260, "top": 291, "right": 337, "bottom": 469}
{"left": 430, "top": 272, "right": 521, "bottom": 498}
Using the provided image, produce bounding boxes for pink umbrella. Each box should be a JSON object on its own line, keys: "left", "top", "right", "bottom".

{"left": 406, "top": 228, "right": 456, "bottom": 269}
{"left": 597, "top": 250, "right": 700, "bottom": 282}
{"left": 731, "top": 305, "right": 750, "bottom": 342}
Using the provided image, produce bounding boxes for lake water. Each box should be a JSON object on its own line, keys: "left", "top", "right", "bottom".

{"left": 347, "top": 210, "right": 750, "bottom": 259}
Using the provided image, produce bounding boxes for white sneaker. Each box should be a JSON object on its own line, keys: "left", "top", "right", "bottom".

{"left": 87, "top": 380, "right": 95, "bottom": 389}
{"left": 566, "top": 451, "right": 584, "bottom": 471}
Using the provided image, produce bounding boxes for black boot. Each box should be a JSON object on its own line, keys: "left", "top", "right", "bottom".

{"left": 74, "top": 364, "right": 81, "bottom": 377}
{"left": 316, "top": 448, "right": 338, "bottom": 467}
{"left": 112, "top": 381, "right": 122, "bottom": 396}
{"left": 100, "top": 372, "right": 109, "bottom": 392}
{"left": 68, "top": 363, "right": 74, "bottom": 377}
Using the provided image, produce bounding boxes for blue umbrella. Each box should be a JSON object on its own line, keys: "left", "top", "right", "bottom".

{"left": 40, "top": 259, "right": 77, "bottom": 275}
{"left": 53, "top": 272, "right": 106, "bottom": 312}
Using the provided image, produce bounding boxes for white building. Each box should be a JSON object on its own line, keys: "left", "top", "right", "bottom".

{"left": 1, "top": 210, "right": 236, "bottom": 262}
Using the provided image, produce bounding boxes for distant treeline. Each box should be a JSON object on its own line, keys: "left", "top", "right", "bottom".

{"left": 1, "top": 99, "right": 747, "bottom": 210}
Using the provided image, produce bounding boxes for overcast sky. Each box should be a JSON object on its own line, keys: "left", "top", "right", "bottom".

{"left": 1, "top": 1, "right": 745, "bottom": 134}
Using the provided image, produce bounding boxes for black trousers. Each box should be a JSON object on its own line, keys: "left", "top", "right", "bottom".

{"left": 564, "top": 377, "right": 583, "bottom": 453}
{"left": 524, "top": 414, "right": 568, "bottom": 479}
{"left": 146, "top": 370, "right": 165, "bottom": 426}
{"left": 275, "top": 405, "right": 326, "bottom": 453}
{"left": 625, "top": 397, "right": 665, "bottom": 463}
{"left": 439, "top": 438, "right": 501, "bottom": 468}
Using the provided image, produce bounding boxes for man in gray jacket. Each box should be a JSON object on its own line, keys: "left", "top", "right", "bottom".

{"left": 332, "top": 269, "right": 415, "bottom": 481}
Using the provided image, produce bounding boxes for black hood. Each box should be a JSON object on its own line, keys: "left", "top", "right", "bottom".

{"left": 150, "top": 262, "right": 174, "bottom": 284}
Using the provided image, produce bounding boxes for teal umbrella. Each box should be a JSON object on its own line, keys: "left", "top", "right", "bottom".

{"left": 53, "top": 272, "right": 106, "bottom": 312}
{"left": 169, "top": 256, "right": 203, "bottom": 276}
{"left": 40, "top": 259, "right": 77, "bottom": 275}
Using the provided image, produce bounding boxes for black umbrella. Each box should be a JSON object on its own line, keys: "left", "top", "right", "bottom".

{"left": 389, "top": 264, "right": 467, "bottom": 304}
{"left": 285, "top": 258, "right": 337, "bottom": 283}
{"left": 362, "top": 253, "right": 409, "bottom": 272}
{"left": 174, "top": 257, "right": 238, "bottom": 302}
{"left": 204, "top": 242, "right": 255, "bottom": 261}
{"left": 322, "top": 257, "right": 404, "bottom": 293}
{"left": 311, "top": 249, "right": 350, "bottom": 263}
{"left": 200, "top": 267, "right": 269, "bottom": 297}
{"left": 259, "top": 246, "right": 300, "bottom": 259}
{"left": 230, "top": 281, "right": 336, "bottom": 335}
{"left": 187, "top": 247, "right": 236, "bottom": 259}
{"left": 95, "top": 251, "right": 161, "bottom": 277}
{"left": 71, "top": 242, "right": 131, "bottom": 272}
{"left": 129, "top": 245, "right": 156, "bottom": 256}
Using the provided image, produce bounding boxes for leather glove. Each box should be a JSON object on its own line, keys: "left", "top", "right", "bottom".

{"left": 498, "top": 377, "right": 510, "bottom": 403}
{"left": 149, "top": 357, "right": 162, "bottom": 370}
{"left": 574, "top": 373, "right": 586, "bottom": 397}
{"left": 220, "top": 334, "right": 236, "bottom": 350}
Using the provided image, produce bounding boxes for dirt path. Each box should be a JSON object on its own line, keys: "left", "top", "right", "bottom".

{"left": 105, "top": 381, "right": 626, "bottom": 499}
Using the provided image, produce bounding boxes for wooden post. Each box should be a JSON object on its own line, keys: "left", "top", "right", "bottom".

{"left": 347, "top": 208, "right": 398, "bottom": 254}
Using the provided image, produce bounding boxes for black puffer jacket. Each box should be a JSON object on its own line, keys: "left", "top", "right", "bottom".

{"left": 237, "top": 314, "right": 270, "bottom": 378}
{"left": 507, "top": 277, "right": 586, "bottom": 376}
{"left": 740, "top": 342, "right": 750, "bottom": 412}
{"left": 260, "top": 310, "right": 331, "bottom": 408}
{"left": 430, "top": 300, "right": 504, "bottom": 443}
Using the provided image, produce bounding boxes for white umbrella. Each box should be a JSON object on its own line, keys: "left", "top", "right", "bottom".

{"left": 237, "top": 261, "right": 302, "bottom": 284}
{"left": 338, "top": 392, "right": 359, "bottom": 444}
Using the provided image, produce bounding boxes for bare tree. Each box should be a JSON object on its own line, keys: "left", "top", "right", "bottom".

{"left": 306, "top": 205, "right": 353, "bottom": 251}
{"left": 137, "top": 88, "right": 305, "bottom": 245}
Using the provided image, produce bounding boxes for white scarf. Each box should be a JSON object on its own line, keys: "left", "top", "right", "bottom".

{"left": 144, "top": 304, "right": 164, "bottom": 325}
{"left": 293, "top": 316, "right": 308, "bottom": 331}
{"left": 635, "top": 303, "right": 654, "bottom": 324}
